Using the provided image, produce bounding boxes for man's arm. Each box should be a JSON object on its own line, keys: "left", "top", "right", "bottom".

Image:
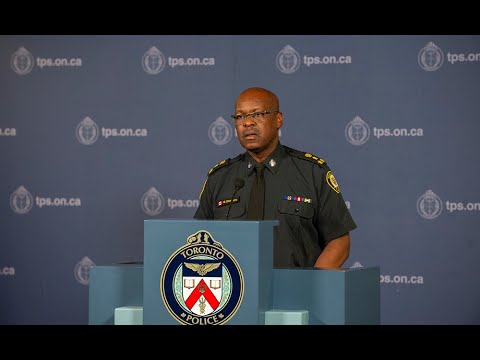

{"left": 194, "top": 178, "right": 213, "bottom": 219}
{"left": 314, "top": 232, "right": 350, "bottom": 269}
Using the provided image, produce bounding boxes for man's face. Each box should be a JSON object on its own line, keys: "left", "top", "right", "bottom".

{"left": 234, "top": 93, "right": 282, "bottom": 155}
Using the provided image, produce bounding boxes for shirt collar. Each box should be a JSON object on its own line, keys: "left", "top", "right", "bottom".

{"left": 243, "top": 142, "right": 286, "bottom": 176}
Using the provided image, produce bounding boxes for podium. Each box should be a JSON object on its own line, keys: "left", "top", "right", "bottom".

{"left": 89, "top": 220, "right": 380, "bottom": 325}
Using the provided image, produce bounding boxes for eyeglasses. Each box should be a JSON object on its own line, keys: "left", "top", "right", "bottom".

{"left": 230, "top": 110, "right": 278, "bottom": 125}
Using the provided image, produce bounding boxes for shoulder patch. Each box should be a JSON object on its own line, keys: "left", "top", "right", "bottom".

{"left": 284, "top": 146, "right": 326, "bottom": 167}
{"left": 326, "top": 170, "right": 340, "bottom": 193}
{"left": 207, "top": 154, "right": 243, "bottom": 176}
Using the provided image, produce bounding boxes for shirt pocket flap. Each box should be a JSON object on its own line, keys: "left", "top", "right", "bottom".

{"left": 278, "top": 200, "right": 314, "bottom": 219}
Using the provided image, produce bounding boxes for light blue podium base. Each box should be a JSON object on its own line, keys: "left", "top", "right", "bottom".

{"left": 89, "top": 264, "right": 380, "bottom": 325}
{"left": 110, "top": 306, "right": 309, "bottom": 325}
{"left": 265, "top": 309, "right": 309, "bottom": 325}
{"left": 115, "top": 306, "right": 143, "bottom": 325}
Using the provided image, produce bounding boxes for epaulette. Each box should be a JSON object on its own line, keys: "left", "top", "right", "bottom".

{"left": 207, "top": 154, "right": 243, "bottom": 176}
{"left": 284, "top": 146, "right": 326, "bottom": 167}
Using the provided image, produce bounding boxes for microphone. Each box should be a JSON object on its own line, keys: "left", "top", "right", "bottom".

{"left": 226, "top": 178, "right": 245, "bottom": 220}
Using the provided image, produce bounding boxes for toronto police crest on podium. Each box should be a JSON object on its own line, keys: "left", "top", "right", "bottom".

{"left": 160, "top": 230, "right": 244, "bottom": 325}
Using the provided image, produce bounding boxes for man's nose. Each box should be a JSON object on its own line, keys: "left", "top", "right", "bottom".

{"left": 242, "top": 116, "right": 256, "bottom": 126}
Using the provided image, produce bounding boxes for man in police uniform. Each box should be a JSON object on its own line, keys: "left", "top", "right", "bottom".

{"left": 194, "top": 87, "right": 357, "bottom": 268}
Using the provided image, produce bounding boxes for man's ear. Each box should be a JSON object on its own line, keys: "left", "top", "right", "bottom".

{"left": 276, "top": 112, "right": 283, "bottom": 129}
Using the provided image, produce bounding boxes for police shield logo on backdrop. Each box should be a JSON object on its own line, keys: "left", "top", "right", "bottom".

{"left": 160, "top": 230, "right": 244, "bottom": 325}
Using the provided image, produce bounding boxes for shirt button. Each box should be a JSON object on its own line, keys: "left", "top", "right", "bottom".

{"left": 295, "top": 208, "right": 299, "bottom": 212}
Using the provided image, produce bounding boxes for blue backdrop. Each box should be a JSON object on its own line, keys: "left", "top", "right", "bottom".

{"left": 1, "top": 35, "right": 479, "bottom": 324}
